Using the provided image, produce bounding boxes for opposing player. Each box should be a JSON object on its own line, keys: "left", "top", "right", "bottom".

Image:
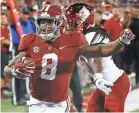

{"left": 84, "top": 28, "right": 130, "bottom": 112}
{"left": 4, "top": 4, "right": 134, "bottom": 113}
{"left": 65, "top": 3, "right": 131, "bottom": 112}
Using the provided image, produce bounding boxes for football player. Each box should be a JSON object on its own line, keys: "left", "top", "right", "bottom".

{"left": 65, "top": 3, "right": 131, "bottom": 112}
{"left": 4, "top": 4, "right": 134, "bottom": 113}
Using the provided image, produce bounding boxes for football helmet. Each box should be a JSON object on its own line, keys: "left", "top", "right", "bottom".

{"left": 36, "top": 4, "right": 67, "bottom": 41}
{"left": 65, "top": 3, "right": 94, "bottom": 30}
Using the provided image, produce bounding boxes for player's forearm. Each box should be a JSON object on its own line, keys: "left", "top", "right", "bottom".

{"left": 78, "top": 29, "right": 134, "bottom": 58}
{"left": 4, "top": 66, "right": 14, "bottom": 79}
{"left": 89, "top": 58, "right": 102, "bottom": 81}
{"left": 78, "top": 44, "right": 103, "bottom": 58}
{"left": 8, "top": 55, "right": 20, "bottom": 67}
{"left": 4, "top": 56, "right": 20, "bottom": 79}
{"left": 8, "top": 52, "right": 26, "bottom": 67}
{"left": 78, "top": 41, "right": 122, "bottom": 58}
{"left": 92, "top": 58, "right": 102, "bottom": 73}
{"left": 100, "top": 28, "right": 135, "bottom": 56}
{"left": 100, "top": 40, "right": 122, "bottom": 57}
{"left": 4, "top": 52, "right": 26, "bottom": 79}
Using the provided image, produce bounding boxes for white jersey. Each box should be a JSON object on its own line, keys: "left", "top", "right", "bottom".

{"left": 84, "top": 27, "right": 123, "bottom": 83}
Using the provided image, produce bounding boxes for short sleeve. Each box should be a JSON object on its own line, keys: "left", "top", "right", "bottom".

{"left": 73, "top": 32, "right": 88, "bottom": 46}
{"left": 18, "top": 35, "right": 29, "bottom": 51}
{"left": 18, "top": 33, "right": 35, "bottom": 51}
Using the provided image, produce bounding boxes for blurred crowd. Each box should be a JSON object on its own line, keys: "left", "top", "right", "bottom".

{"left": 0, "top": 0, "right": 139, "bottom": 111}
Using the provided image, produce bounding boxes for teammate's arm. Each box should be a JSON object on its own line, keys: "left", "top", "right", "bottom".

{"left": 78, "top": 29, "right": 135, "bottom": 58}
{"left": 4, "top": 52, "right": 26, "bottom": 79}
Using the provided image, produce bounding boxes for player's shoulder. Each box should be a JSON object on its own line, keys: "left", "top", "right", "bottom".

{"left": 60, "top": 31, "right": 87, "bottom": 46}
{"left": 21, "top": 33, "right": 40, "bottom": 43}
{"left": 22, "top": 33, "right": 38, "bottom": 39}
{"left": 69, "top": 31, "right": 86, "bottom": 43}
{"left": 83, "top": 27, "right": 107, "bottom": 35}
{"left": 71, "top": 31, "right": 82, "bottom": 35}
{"left": 61, "top": 31, "right": 84, "bottom": 40}
{"left": 83, "top": 27, "right": 110, "bottom": 45}
{"left": 65, "top": 31, "right": 83, "bottom": 37}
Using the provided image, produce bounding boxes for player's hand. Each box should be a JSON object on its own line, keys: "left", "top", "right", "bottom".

{"left": 119, "top": 28, "right": 135, "bottom": 46}
{"left": 94, "top": 73, "right": 114, "bottom": 95}
{"left": 4, "top": 66, "right": 14, "bottom": 79}
{"left": 11, "top": 59, "right": 35, "bottom": 79}
{"left": 11, "top": 66, "right": 34, "bottom": 79}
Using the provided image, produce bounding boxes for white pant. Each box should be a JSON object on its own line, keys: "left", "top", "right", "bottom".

{"left": 27, "top": 96, "right": 70, "bottom": 113}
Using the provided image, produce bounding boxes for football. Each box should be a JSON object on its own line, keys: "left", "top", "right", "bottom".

{"left": 22, "top": 57, "right": 35, "bottom": 69}
{"left": 14, "top": 57, "right": 35, "bottom": 70}
{"left": 21, "top": 57, "right": 35, "bottom": 69}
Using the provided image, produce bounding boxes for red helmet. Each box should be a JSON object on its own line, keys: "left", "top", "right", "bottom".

{"left": 36, "top": 4, "right": 67, "bottom": 41}
{"left": 65, "top": 3, "right": 94, "bottom": 30}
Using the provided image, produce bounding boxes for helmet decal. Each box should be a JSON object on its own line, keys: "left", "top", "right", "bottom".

{"left": 78, "top": 6, "right": 90, "bottom": 22}
{"left": 65, "top": 3, "right": 94, "bottom": 31}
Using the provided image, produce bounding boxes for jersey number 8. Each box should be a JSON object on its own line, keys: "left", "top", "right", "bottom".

{"left": 41, "top": 53, "right": 58, "bottom": 80}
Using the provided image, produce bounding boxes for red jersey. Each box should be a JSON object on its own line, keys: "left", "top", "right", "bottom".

{"left": 103, "top": 17, "right": 124, "bottom": 41}
{"left": 18, "top": 32, "right": 87, "bottom": 102}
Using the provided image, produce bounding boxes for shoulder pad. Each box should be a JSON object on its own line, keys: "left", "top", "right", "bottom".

{"left": 21, "top": 33, "right": 38, "bottom": 43}
{"left": 83, "top": 27, "right": 110, "bottom": 45}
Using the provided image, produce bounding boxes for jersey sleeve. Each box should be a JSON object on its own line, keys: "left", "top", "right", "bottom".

{"left": 73, "top": 32, "right": 88, "bottom": 46}
{"left": 18, "top": 34, "right": 34, "bottom": 51}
